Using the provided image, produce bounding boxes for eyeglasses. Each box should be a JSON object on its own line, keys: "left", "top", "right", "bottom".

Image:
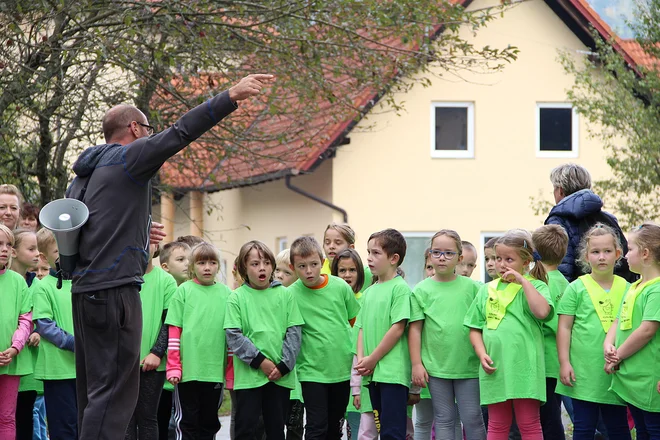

{"left": 429, "top": 250, "right": 458, "bottom": 260}
{"left": 127, "top": 121, "right": 155, "bottom": 136}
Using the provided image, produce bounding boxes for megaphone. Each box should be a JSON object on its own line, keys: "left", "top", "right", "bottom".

{"left": 39, "top": 198, "right": 89, "bottom": 273}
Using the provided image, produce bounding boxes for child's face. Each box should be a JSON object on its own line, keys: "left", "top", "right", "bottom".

{"left": 587, "top": 234, "right": 621, "bottom": 277}
{"left": 456, "top": 248, "right": 477, "bottom": 277}
{"left": 625, "top": 235, "right": 643, "bottom": 274}
{"left": 485, "top": 247, "right": 498, "bottom": 279}
{"left": 274, "top": 262, "right": 297, "bottom": 287}
{"left": 430, "top": 235, "right": 462, "bottom": 277}
{"left": 0, "top": 231, "right": 11, "bottom": 268}
{"left": 336, "top": 257, "right": 359, "bottom": 291}
{"left": 424, "top": 257, "right": 435, "bottom": 278}
{"left": 44, "top": 241, "right": 59, "bottom": 270}
{"left": 193, "top": 259, "right": 219, "bottom": 286}
{"left": 495, "top": 244, "right": 528, "bottom": 281}
{"left": 324, "top": 229, "right": 352, "bottom": 265}
{"left": 245, "top": 248, "right": 273, "bottom": 290}
{"left": 163, "top": 248, "right": 190, "bottom": 284}
{"left": 292, "top": 253, "right": 323, "bottom": 288}
{"left": 19, "top": 216, "right": 38, "bottom": 232}
{"left": 35, "top": 256, "right": 50, "bottom": 280}
{"left": 12, "top": 234, "right": 39, "bottom": 269}
{"left": 367, "top": 238, "right": 397, "bottom": 278}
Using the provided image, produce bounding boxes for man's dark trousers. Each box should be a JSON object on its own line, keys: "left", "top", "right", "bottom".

{"left": 72, "top": 285, "right": 142, "bottom": 440}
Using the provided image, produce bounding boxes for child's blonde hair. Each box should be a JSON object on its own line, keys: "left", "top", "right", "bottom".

{"left": 630, "top": 223, "right": 660, "bottom": 265}
{"left": 189, "top": 243, "right": 221, "bottom": 276}
{"left": 577, "top": 223, "right": 622, "bottom": 273}
{"left": 160, "top": 241, "right": 191, "bottom": 266}
{"left": 275, "top": 249, "right": 291, "bottom": 267}
{"left": 36, "top": 228, "right": 56, "bottom": 254}
{"left": 13, "top": 229, "right": 36, "bottom": 250}
{"left": 0, "top": 224, "right": 15, "bottom": 246}
{"left": 431, "top": 230, "right": 463, "bottom": 255}
{"left": 533, "top": 225, "right": 569, "bottom": 266}
{"left": 496, "top": 229, "right": 548, "bottom": 284}
{"left": 290, "top": 236, "right": 324, "bottom": 263}
{"left": 324, "top": 223, "right": 356, "bottom": 245}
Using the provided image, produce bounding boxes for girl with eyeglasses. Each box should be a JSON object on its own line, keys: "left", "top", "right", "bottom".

{"left": 409, "top": 230, "right": 486, "bottom": 440}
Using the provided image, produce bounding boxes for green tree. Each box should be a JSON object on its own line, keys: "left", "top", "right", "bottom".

{"left": 559, "top": 0, "right": 660, "bottom": 228}
{"left": 0, "top": 0, "right": 519, "bottom": 206}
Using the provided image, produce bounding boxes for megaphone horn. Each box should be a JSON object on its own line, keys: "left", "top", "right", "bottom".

{"left": 39, "top": 198, "right": 89, "bottom": 273}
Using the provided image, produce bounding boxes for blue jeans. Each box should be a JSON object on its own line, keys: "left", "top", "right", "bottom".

{"left": 32, "top": 396, "right": 47, "bottom": 440}
{"left": 368, "top": 383, "right": 408, "bottom": 440}
{"left": 628, "top": 404, "right": 660, "bottom": 440}
{"left": 571, "top": 398, "right": 630, "bottom": 440}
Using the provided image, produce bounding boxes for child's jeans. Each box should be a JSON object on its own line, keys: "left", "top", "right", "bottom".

{"left": 625, "top": 404, "right": 659, "bottom": 440}
{"left": 32, "top": 396, "right": 47, "bottom": 440}
{"left": 571, "top": 398, "right": 630, "bottom": 440}
{"left": 487, "top": 399, "right": 542, "bottom": 440}
{"left": 0, "top": 375, "right": 20, "bottom": 440}
{"left": 358, "top": 412, "right": 378, "bottom": 440}
{"left": 368, "top": 383, "right": 408, "bottom": 440}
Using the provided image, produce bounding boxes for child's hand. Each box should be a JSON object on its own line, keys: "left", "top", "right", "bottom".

{"left": 604, "top": 361, "right": 620, "bottom": 375}
{"left": 353, "top": 395, "right": 361, "bottom": 410}
{"left": 412, "top": 363, "right": 429, "bottom": 388}
{"left": 604, "top": 344, "right": 619, "bottom": 364}
{"left": 141, "top": 353, "right": 161, "bottom": 372}
{"left": 260, "top": 359, "right": 277, "bottom": 376}
{"left": 407, "top": 393, "right": 421, "bottom": 406}
{"left": 500, "top": 267, "right": 524, "bottom": 284}
{"left": 168, "top": 376, "right": 180, "bottom": 386}
{"left": 356, "top": 355, "right": 376, "bottom": 376}
{"left": 559, "top": 362, "right": 576, "bottom": 387}
{"left": 480, "top": 353, "right": 496, "bottom": 374}
{"left": 268, "top": 367, "right": 282, "bottom": 381}
{"left": 28, "top": 333, "right": 40, "bottom": 347}
{"left": 0, "top": 347, "right": 18, "bottom": 366}
{"left": 657, "top": 381, "right": 660, "bottom": 394}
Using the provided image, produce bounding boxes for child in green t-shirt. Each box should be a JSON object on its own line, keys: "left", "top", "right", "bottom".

{"left": 166, "top": 242, "right": 231, "bottom": 439}
{"left": 34, "top": 228, "right": 77, "bottom": 440}
{"left": 605, "top": 223, "right": 660, "bottom": 437}
{"left": 355, "top": 228, "right": 412, "bottom": 440}
{"left": 484, "top": 237, "right": 499, "bottom": 281}
{"left": 322, "top": 223, "right": 373, "bottom": 289}
{"left": 456, "top": 240, "right": 478, "bottom": 279}
{"left": 288, "top": 237, "right": 360, "bottom": 440}
{"left": 464, "top": 229, "right": 554, "bottom": 439}
{"left": 225, "top": 240, "right": 304, "bottom": 440}
{"left": 410, "top": 231, "right": 485, "bottom": 440}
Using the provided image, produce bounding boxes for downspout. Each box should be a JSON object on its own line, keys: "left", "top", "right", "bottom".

{"left": 285, "top": 174, "right": 348, "bottom": 223}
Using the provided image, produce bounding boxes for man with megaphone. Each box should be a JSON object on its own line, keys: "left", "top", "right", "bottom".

{"left": 62, "top": 74, "right": 273, "bottom": 440}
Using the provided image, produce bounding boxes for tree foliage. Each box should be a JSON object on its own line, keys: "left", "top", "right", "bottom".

{"left": 559, "top": 0, "right": 660, "bottom": 228}
{"left": 0, "top": 0, "right": 519, "bottom": 206}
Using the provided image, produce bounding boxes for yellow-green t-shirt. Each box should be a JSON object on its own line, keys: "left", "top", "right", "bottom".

{"left": 611, "top": 282, "right": 660, "bottom": 412}
{"left": 33, "top": 275, "right": 75, "bottom": 380}
{"left": 140, "top": 267, "right": 177, "bottom": 372}
{"left": 411, "top": 275, "right": 480, "bottom": 379}
{"left": 543, "top": 270, "right": 570, "bottom": 379}
{"left": 0, "top": 270, "right": 33, "bottom": 376}
{"left": 355, "top": 276, "right": 411, "bottom": 388}
{"left": 464, "top": 279, "right": 554, "bottom": 405}
{"left": 18, "top": 276, "right": 41, "bottom": 391}
{"left": 289, "top": 275, "right": 360, "bottom": 383}
{"left": 224, "top": 284, "right": 305, "bottom": 390}
{"left": 165, "top": 280, "right": 231, "bottom": 383}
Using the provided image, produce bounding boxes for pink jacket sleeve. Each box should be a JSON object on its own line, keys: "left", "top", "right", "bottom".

{"left": 11, "top": 311, "right": 33, "bottom": 352}
{"left": 166, "top": 326, "right": 182, "bottom": 381}
{"left": 350, "top": 355, "right": 361, "bottom": 396}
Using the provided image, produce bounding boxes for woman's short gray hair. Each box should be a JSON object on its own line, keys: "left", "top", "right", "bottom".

{"left": 550, "top": 163, "right": 591, "bottom": 196}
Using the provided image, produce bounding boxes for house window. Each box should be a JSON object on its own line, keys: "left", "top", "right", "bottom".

{"left": 276, "top": 237, "right": 288, "bottom": 253}
{"left": 537, "top": 103, "right": 579, "bottom": 158}
{"left": 480, "top": 232, "right": 504, "bottom": 283}
{"left": 430, "top": 102, "right": 475, "bottom": 159}
{"left": 400, "top": 233, "right": 434, "bottom": 288}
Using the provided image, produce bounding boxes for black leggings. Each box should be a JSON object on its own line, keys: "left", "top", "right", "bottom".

{"left": 16, "top": 390, "right": 37, "bottom": 440}
{"left": 126, "top": 370, "right": 166, "bottom": 440}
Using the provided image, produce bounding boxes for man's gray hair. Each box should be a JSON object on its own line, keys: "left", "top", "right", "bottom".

{"left": 550, "top": 163, "right": 592, "bottom": 196}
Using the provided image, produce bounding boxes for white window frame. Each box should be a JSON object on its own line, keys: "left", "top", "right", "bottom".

{"left": 430, "top": 102, "right": 475, "bottom": 159}
{"left": 536, "top": 103, "right": 579, "bottom": 158}
{"left": 480, "top": 231, "right": 505, "bottom": 283}
{"left": 276, "top": 236, "right": 288, "bottom": 253}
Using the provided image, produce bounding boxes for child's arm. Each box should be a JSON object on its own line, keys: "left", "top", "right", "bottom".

{"left": 355, "top": 320, "right": 406, "bottom": 375}
{"left": 469, "top": 328, "right": 496, "bottom": 374}
{"left": 604, "top": 318, "right": 619, "bottom": 364}
{"left": 225, "top": 328, "right": 277, "bottom": 375}
{"left": 350, "top": 355, "right": 362, "bottom": 409}
{"left": 269, "top": 325, "right": 302, "bottom": 381}
{"left": 557, "top": 314, "right": 576, "bottom": 386}
{"left": 10, "top": 311, "right": 33, "bottom": 353}
{"left": 615, "top": 321, "right": 660, "bottom": 361}
{"left": 409, "top": 321, "right": 428, "bottom": 388}
{"left": 166, "top": 326, "right": 183, "bottom": 385}
{"left": 144, "top": 311, "right": 168, "bottom": 372}
{"left": 35, "top": 318, "right": 75, "bottom": 351}
{"left": 503, "top": 270, "right": 551, "bottom": 319}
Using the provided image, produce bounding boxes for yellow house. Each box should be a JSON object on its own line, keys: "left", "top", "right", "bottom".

{"left": 157, "top": 0, "right": 647, "bottom": 287}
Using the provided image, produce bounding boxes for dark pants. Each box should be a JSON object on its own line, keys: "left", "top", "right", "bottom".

{"left": 126, "top": 370, "right": 166, "bottom": 440}
{"left": 173, "top": 381, "right": 223, "bottom": 440}
{"left": 301, "top": 381, "right": 350, "bottom": 440}
{"left": 157, "top": 389, "right": 172, "bottom": 440}
{"left": 539, "top": 378, "right": 565, "bottom": 439}
{"left": 235, "top": 383, "right": 290, "bottom": 440}
{"left": 368, "top": 383, "right": 408, "bottom": 440}
{"left": 72, "top": 285, "right": 143, "bottom": 440}
{"left": 628, "top": 404, "right": 660, "bottom": 440}
{"left": 44, "top": 379, "right": 78, "bottom": 440}
{"left": 572, "top": 398, "right": 631, "bottom": 440}
{"left": 16, "top": 390, "right": 37, "bottom": 440}
{"left": 287, "top": 400, "right": 305, "bottom": 440}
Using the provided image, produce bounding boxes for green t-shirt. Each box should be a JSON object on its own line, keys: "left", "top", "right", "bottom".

{"left": 33, "top": 275, "right": 75, "bottom": 380}
{"left": 411, "top": 275, "right": 480, "bottom": 379}
{"left": 347, "top": 293, "right": 371, "bottom": 413}
{"left": 289, "top": 275, "right": 360, "bottom": 383}
{"left": 0, "top": 270, "right": 33, "bottom": 376}
{"left": 543, "top": 270, "right": 570, "bottom": 379}
{"left": 611, "top": 282, "right": 660, "bottom": 412}
{"left": 165, "top": 280, "right": 231, "bottom": 383}
{"left": 140, "top": 267, "right": 177, "bottom": 372}
{"left": 355, "top": 276, "right": 411, "bottom": 388}
{"left": 464, "top": 279, "right": 554, "bottom": 405}
{"left": 18, "top": 278, "right": 41, "bottom": 391}
{"left": 555, "top": 276, "right": 627, "bottom": 405}
{"left": 224, "top": 284, "right": 304, "bottom": 390}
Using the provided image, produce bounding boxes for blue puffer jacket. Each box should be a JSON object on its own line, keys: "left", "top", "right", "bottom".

{"left": 544, "top": 189, "right": 622, "bottom": 282}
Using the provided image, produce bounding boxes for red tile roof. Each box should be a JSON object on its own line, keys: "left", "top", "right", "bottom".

{"left": 619, "top": 39, "right": 657, "bottom": 69}
{"left": 160, "top": 0, "right": 655, "bottom": 192}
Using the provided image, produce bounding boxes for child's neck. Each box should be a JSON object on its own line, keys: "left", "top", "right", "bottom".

{"left": 193, "top": 277, "right": 215, "bottom": 287}
{"left": 639, "top": 265, "right": 660, "bottom": 284}
{"left": 590, "top": 270, "right": 614, "bottom": 288}
{"left": 541, "top": 262, "right": 558, "bottom": 272}
{"left": 433, "top": 271, "right": 456, "bottom": 282}
{"left": 11, "top": 261, "right": 28, "bottom": 278}
{"left": 377, "top": 266, "right": 398, "bottom": 283}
